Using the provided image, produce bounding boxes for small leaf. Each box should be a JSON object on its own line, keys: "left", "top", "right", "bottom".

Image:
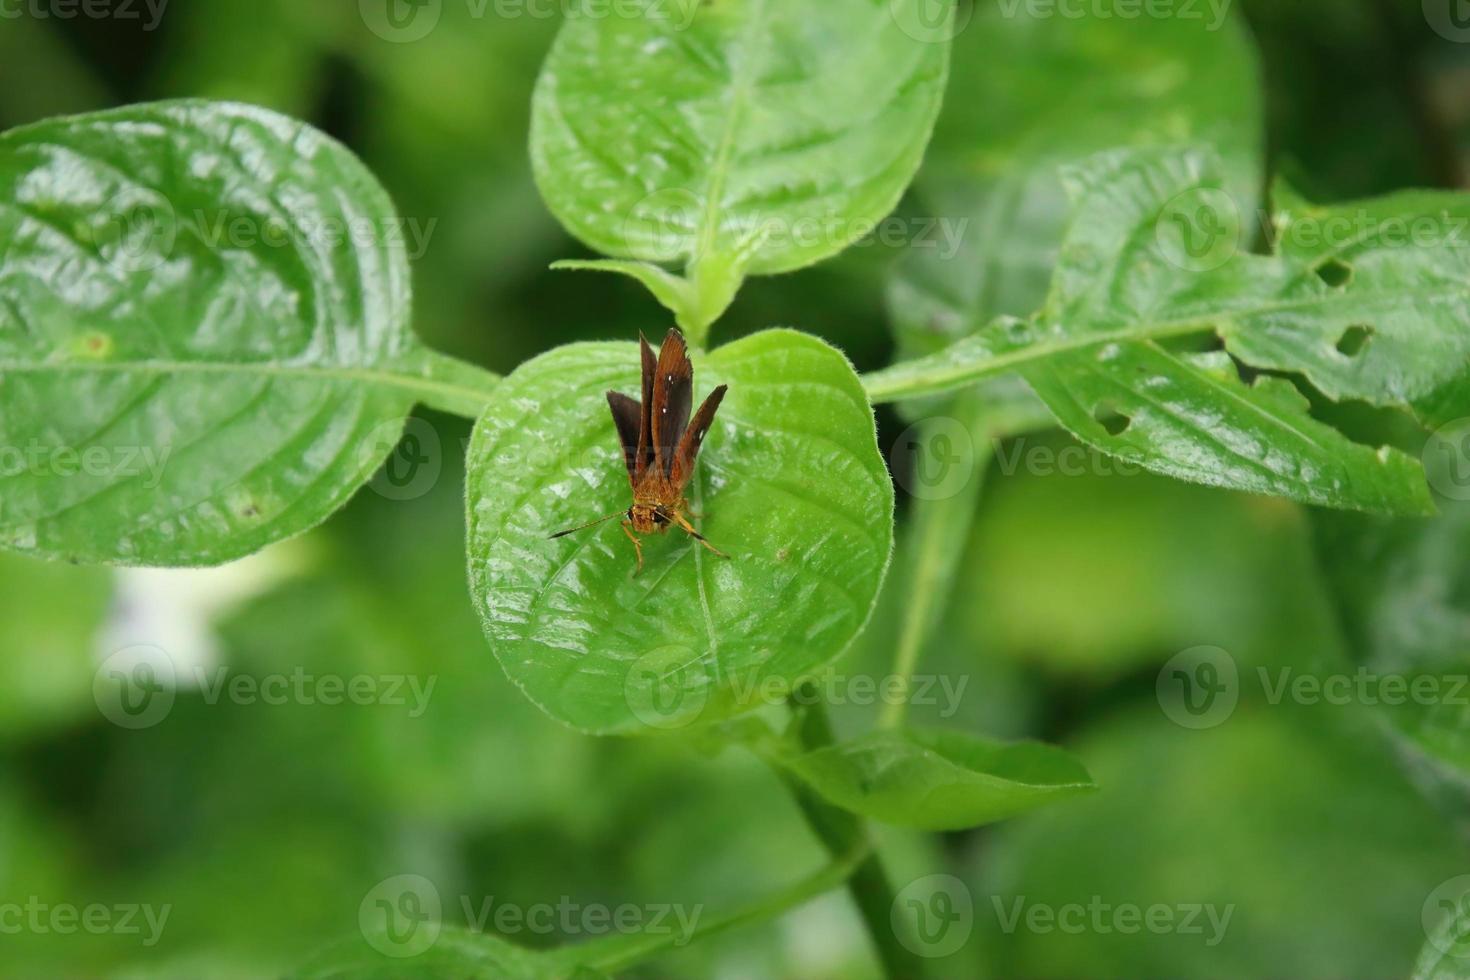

{"left": 867, "top": 148, "right": 1441, "bottom": 515}
{"left": 0, "top": 100, "right": 496, "bottom": 565}
{"left": 465, "top": 329, "right": 894, "bottom": 734}
{"left": 530, "top": 0, "right": 950, "bottom": 280}
{"left": 889, "top": 0, "right": 1264, "bottom": 357}
{"left": 288, "top": 926, "right": 607, "bottom": 980}
{"left": 767, "top": 727, "right": 1095, "bottom": 831}
{"left": 1311, "top": 499, "right": 1470, "bottom": 789}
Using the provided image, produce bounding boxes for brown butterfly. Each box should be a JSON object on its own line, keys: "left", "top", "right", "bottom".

{"left": 550, "top": 327, "right": 729, "bottom": 574}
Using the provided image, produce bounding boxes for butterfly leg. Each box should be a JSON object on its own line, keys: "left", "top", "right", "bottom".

{"left": 621, "top": 520, "right": 645, "bottom": 575}
{"left": 672, "top": 513, "right": 729, "bottom": 560}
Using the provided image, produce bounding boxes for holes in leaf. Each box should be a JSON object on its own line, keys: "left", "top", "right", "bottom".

{"left": 1335, "top": 324, "right": 1374, "bottom": 357}
{"left": 1093, "top": 402, "right": 1132, "bottom": 437}
{"left": 1314, "top": 258, "right": 1352, "bottom": 288}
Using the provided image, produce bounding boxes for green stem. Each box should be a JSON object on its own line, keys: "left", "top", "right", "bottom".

{"left": 577, "top": 841, "right": 871, "bottom": 975}
{"left": 778, "top": 686, "right": 928, "bottom": 980}
{"left": 879, "top": 397, "right": 995, "bottom": 729}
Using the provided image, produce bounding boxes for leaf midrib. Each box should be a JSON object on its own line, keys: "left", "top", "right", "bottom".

{"left": 0, "top": 355, "right": 492, "bottom": 410}
{"left": 693, "top": 0, "right": 768, "bottom": 264}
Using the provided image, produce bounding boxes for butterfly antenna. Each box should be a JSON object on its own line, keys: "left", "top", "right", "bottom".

{"left": 548, "top": 511, "right": 625, "bottom": 540}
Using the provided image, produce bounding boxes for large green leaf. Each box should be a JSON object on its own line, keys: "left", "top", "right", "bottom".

{"left": 530, "top": 0, "right": 950, "bottom": 279}
{"left": 889, "top": 0, "right": 1263, "bottom": 356}
{"left": 0, "top": 100, "right": 496, "bottom": 566}
{"left": 866, "top": 148, "right": 1439, "bottom": 515}
{"left": 766, "top": 727, "right": 1095, "bottom": 832}
{"left": 466, "top": 329, "right": 893, "bottom": 734}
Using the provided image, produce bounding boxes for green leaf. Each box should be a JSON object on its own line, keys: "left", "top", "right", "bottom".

{"left": 890, "top": 0, "right": 1263, "bottom": 356}
{"left": 867, "top": 148, "right": 1438, "bottom": 515}
{"left": 529, "top": 0, "right": 951, "bottom": 285}
{"left": 1311, "top": 499, "right": 1470, "bottom": 788}
{"left": 766, "top": 727, "right": 1095, "bottom": 831}
{"left": 466, "top": 329, "right": 894, "bottom": 734}
{"left": 0, "top": 100, "right": 497, "bottom": 566}
{"left": 288, "top": 926, "right": 607, "bottom": 980}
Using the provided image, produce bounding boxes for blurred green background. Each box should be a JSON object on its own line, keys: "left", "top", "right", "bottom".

{"left": 2, "top": 1, "right": 1470, "bottom": 977}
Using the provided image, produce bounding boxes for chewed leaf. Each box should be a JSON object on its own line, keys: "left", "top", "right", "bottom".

{"left": 530, "top": 0, "right": 950, "bottom": 277}
{"left": 465, "top": 330, "right": 894, "bottom": 735}
{"left": 0, "top": 100, "right": 496, "bottom": 566}
{"left": 768, "top": 727, "right": 1096, "bottom": 831}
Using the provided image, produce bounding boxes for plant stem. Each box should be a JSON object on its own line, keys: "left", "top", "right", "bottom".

{"left": 880, "top": 397, "right": 994, "bottom": 729}
{"left": 778, "top": 685, "right": 928, "bottom": 980}
{"left": 577, "top": 841, "right": 871, "bottom": 975}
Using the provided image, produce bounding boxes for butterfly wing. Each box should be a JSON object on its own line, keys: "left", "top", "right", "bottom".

{"left": 606, "top": 391, "right": 642, "bottom": 485}
{"left": 671, "top": 384, "right": 728, "bottom": 492}
{"left": 637, "top": 332, "right": 657, "bottom": 481}
{"left": 650, "top": 328, "right": 693, "bottom": 478}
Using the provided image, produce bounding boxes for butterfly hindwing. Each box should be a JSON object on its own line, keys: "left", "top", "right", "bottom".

{"left": 606, "top": 391, "right": 642, "bottom": 485}
{"left": 671, "top": 384, "right": 727, "bottom": 492}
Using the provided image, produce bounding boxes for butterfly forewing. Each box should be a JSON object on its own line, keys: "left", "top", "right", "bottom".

{"left": 671, "top": 384, "right": 727, "bottom": 491}
{"left": 650, "top": 328, "right": 693, "bottom": 478}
